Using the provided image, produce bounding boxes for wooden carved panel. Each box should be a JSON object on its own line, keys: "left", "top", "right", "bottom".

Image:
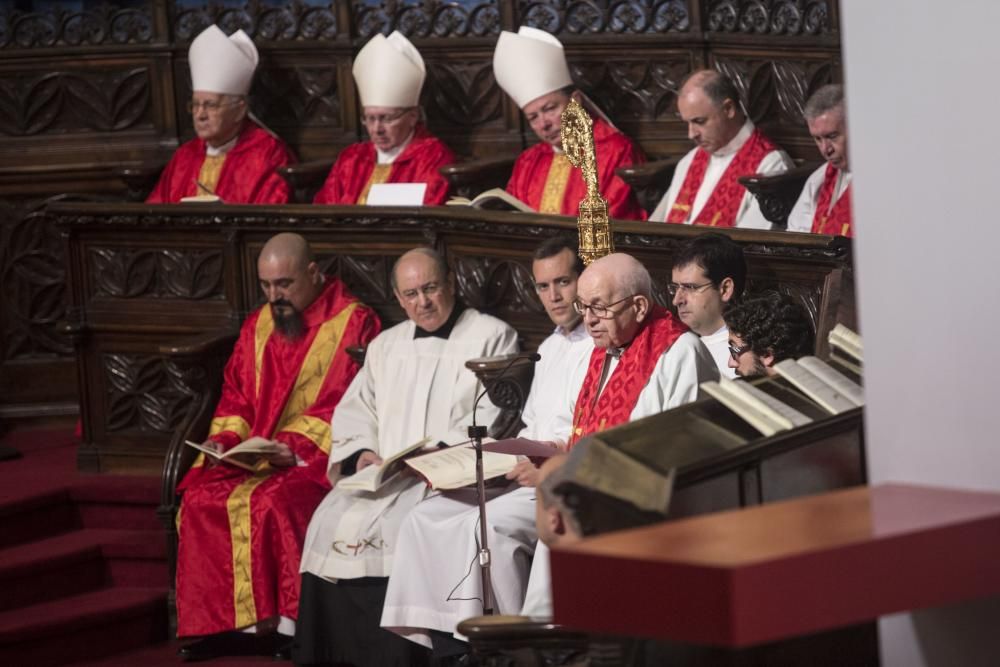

{"left": 0, "top": 67, "right": 153, "bottom": 136}
{"left": 314, "top": 253, "right": 397, "bottom": 308}
{"left": 424, "top": 60, "right": 503, "bottom": 127}
{"left": 89, "top": 248, "right": 225, "bottom": 300}
{"left": 353, "top": 1, "right": 501, "bottom": 38}
{"left": 172, "top": 3, "right": 338, "bottom": 42}
{"left": 745, "top": 278, "right": 822, "bottom": 334}
{"left": 713, "top": 55, "right": 836, "bottom": 127}
{"left": 706, "top": 0, "right": 833, "bottom": 36}
{"left": 103, "top": 353, "right": 197, "bottom": 433}
{"left": 0, "top": 3, "right": 154, "bottom": 49}
{"left": 519, "top": 0, "right": 691, "bottom": 34}
{"left": 255, "top": 63, "right": 342, "bottom": 129}
{"left": 571, "top": 56, "right": 693, "bottom": 123}
{"left": 0, "top": 196, "right": 78, "bottom": 362}
{"left": 452, "top": 256, "right": 543, "bottom": 316}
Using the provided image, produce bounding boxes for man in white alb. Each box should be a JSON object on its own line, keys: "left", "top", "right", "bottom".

{"left": 670, "top": 232, "right": 747, "bottom": 378}
{"left": 293, "top": 247, "right": 518, "bottom": 667}
{"left": 380, "top": 237, "right": 593, "bottom": 655}
{"left": 651, "top": 69, "right": 792, "bottom": 229}
{"left": 786, "top": 84, "right": 854, "bottom": 237}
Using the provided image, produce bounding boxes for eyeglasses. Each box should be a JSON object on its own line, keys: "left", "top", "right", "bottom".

{"left": 399, "top": 282, "right": 442, "bottom": 303}
{"left": 572, "top": 294, "right": 636, "bottom": 319}
{"left": 667, "top": 281, "right": 715, "bottom": 297}
{"left": 361, "top": 110, "right": 412, "bottom": 126}
{"left": 187, "top": 98, "right": 242, "bottom": 114}
{"left": 728, "top": 342, "right": 752, "bottom": 360}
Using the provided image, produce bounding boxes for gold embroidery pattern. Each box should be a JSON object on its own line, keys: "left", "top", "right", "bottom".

{"left": 273, "top": 303, "right": 359, "bottom": 451}
{"left": 539, "top": 154, "right": 572, "bottom": 214}
{"left": 280, "top": 415, "right": 333, "bottom": 455}
{"left": 209, "top": 415, "right": 252, "bottom": 440}
{"left": 357, "top": 164, "right": 392, "bottom": 205}
{"left": 254, "top": 306, "right": 275, "bottom": 400}
{"left": 227, "top": 472, "right": 270, "bottom": 628}
{"left": 197, "top": 154, "right": 227, "bottom": 194}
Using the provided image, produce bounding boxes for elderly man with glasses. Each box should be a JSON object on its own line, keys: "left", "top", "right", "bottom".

{"left": 295, "top": 246, "right": 517, "bottom": 667}
{"left": 148, "top": 25, "right": 296, "bottom": 204}
{"left": 313, "top": 32, "right": 455, "bottom": 206}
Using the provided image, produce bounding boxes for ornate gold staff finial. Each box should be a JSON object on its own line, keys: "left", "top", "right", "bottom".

{"left": 560, "top": 97, "right": 614, "bottom": 266}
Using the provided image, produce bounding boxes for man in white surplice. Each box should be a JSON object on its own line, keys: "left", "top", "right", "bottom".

{"left": 650, "top": 69, "right": 792, "bottom": 229}
{"left": 381, "top": 237, "right": 593, "bottom": 652}
{"left": 670, "top": 232, "right": 748, "bottom": 379}
{"left": 294, "top": 247, "right": 518, "bottom": 667}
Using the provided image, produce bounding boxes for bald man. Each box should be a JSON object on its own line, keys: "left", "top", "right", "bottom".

{"left": 175, "top": 233, "right": 380, "bottom": 660}
{"left": 651, "top": 69, "right": 792, "bottom": 229}
{"left": 296, "top": 247, "right": 518, "bottom": 667}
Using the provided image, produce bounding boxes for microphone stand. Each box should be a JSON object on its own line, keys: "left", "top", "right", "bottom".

{"left": 468, "top": 352, "right": 537, "bottom": 615}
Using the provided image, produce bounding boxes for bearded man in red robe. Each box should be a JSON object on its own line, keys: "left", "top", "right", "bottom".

{"left": 493, "top": 27, "right": 646, "bottom": 220}
{"left": 174, "top": 233, "right": 380, "bottom": 661}
{"left": 314, "top": 31, "right": 454, "bottom": 206}
{"left": 147, "top": 25, "right": 296, "bottom": 205}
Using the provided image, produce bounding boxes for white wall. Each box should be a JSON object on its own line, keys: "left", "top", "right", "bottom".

{"left": 841, "top": 1, "right": 1000, "bottom": 663}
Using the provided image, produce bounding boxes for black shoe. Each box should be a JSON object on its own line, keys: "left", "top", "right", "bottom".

{"left": 269, "top": 635, "right": 293, "bottom": 661}
{"left": 177, "top": 632, "right": 256, "bottom": 662}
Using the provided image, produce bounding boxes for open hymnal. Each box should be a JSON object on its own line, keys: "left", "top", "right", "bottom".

{"left": 701, "top": 377, "right": 813, "bottom": 437}
{"left": 774, "top": 356, "right": 864, "bottom": 415}
{"left": 445, "top": 188, "right": 535, "bottom": 212}
{"left": 828, "top": 323, "right": 863, "bottom": 372}
{"left": 405, "top": 443, "right": 519, "bottom": 491}
{"left": 185, "top": 436, "right": 281, "bottom": 472}
{"left": 335, "top": 437, "right": 433, "bottom": 493}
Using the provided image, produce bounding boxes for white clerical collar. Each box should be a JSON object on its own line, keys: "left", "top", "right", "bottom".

{"left": 206, "top": 134, "right": 239, "bottom": 157}
{"left": 712, "top": 119, "right": 755, "bottom": 159}
{"left": 376, "top": 130, "right": 415, "bottom": 165}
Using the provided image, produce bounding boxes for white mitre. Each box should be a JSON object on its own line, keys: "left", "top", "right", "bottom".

{"left": 493, "top": 26, "right": 573, "bottom": 109}
{"left": 353, "top": 31, "right": 425, "bottom": 108}
{"left": 189, "top": 25, "right": 258, "bottom": 96}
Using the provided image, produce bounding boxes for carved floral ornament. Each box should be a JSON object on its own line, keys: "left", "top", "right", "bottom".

{"left": 0, "top": 4, "right": 152, "bottom": 49}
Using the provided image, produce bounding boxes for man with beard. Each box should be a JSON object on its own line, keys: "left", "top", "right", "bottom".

{"left": 724, "top": 292, "right": 814, "bottom": 378}
{"left": 174, "top": 233, "right": 380, "bottom": 661}
{"left": 147, "top": 25, "right": 296, "bottom": 204}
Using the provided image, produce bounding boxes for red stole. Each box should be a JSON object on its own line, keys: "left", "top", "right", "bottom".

{"left": 811, "top": 163, "right": 853, "bottom": 237}
{"left": 568, "top": 306, "right": 688, "bottom": 448}
{"left": 666, "top": 128, "right": 778, "bottom": 227}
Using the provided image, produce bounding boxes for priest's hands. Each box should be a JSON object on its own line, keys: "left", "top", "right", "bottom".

{"left": 356, "top": 450, "right": 384, "bottom": 471}
{"left": 506, "top": 459, "right": 542, "bottom": 487}
{"left": 266, "top": 442, "right": 296, "bottom": 468}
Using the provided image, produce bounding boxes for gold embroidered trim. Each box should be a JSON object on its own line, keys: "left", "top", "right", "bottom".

{"left": 254, "top": 306, "right": 275, "bottom": 400}
{"left": 280, "top": 415, "right": 333, "bottom": 455}
{"left": 357, "top": 164, "right": 393, "bottom": 205}
{"left": 197, "top": 154, "right": 226, "bottom": 194}
{"left": 539, "top": 154, "right": 572, "bottom": 214}
{"left": 209, "top": 415, "right": 252, "bottom": 441}
{"left": 227, "top": 472, "right": 270, "bottom": 628}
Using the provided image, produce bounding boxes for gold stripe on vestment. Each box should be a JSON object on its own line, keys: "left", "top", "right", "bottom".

{"left": 273, "top": 303, "right": 359, "bottom": 453}
{"left": 209, "top": 415, "right": 252, "bottom": 441}
{"left": 357, "top": 164, "right": 392, "bottom": 205}
{"left": 539, "top": 154, "right": 571, "bottom": 214}
{"left": 254, "top": 306, "right": 275, "bottom": 400}
{"left": 197, "top": 154, "right": 226, "bottom": 195}
{"left": 227, "top": 472, "right": 271, "bottom": 629}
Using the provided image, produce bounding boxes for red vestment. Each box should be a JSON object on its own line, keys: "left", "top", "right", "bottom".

{"left": 811, "top": 163, "right": 854, "bottom": 237}
{"left": 175, "top": 278, "right": 380, "bottom": 637}
{"left": 506, "top": 117, "right": 647, "bottom": 220}
{"left": 147, "top": 121, "right": 296, "bottom": 204}
{"left": 313, "top": 124, "right": 455, "bottom": 205}
{"left": 666, "top": 128, "right": 779, "bottom": 227}
{"left": 568, "top": 306, "right": 688, "bottom": 448}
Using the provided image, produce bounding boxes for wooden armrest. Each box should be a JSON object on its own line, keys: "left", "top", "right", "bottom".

{"left": 114, "top": 163, "right": 165, "bottom": 202}
{"left": 159, "top": 330, "right": 239, "bottom": 358}
{"left": 739, "top": 162, "right": 822, "bottom": 228}
{"left": 616, "top": 156, "right": 681, "bottom": 189}
{"left": 458, "top": 615, "right": 585, "bottom": 641}
{"left": 277, "top": 159, "right": 335, "bottom": 203}
{"left": 440, "top": 155, "right": 518, "bottom": 199}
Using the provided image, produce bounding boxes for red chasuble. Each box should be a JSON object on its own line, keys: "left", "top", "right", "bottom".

{"left": 568, "top": 306, "right": 688, "bottom": 448}
{"left": 665, "top": 128, "right": 779, "bottom": 227}
{"left": 174, "top": 278, "right": 380, "bottom": 637}
{"left": 811, "top": 163, "right": 854, "bottom": 237}
{"left": 313, "top": 124, "right": 455, "bottom": 205}
{"left": 506, "top": 117, "right": 647, "bottom": 221}
{"left": 146, "top": 121, "right": 296, "bottom": 204}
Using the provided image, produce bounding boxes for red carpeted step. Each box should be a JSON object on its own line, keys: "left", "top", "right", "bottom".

{"left": 0, "top": 489, "right": 79, "bottom": 549}
{"left": 67, "top": 640, "right": 285, "bottom": 666}
{"left": 0, "top": 529, "right": 167, "bottom": 612}
{"left": 70, "top": 474, "right": 163, "bottom": 531}
{"left": 0, "top": 587, "right": 168, "bottom": 667}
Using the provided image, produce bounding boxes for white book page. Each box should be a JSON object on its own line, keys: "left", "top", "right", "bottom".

{"left": 797, "top": 356, "right": 865, "bottom": 407}
{"left": 729, "top": 378, "right": 814, "bottom": 428}
{"left": 702, "top": 381, "right": 785, "bottom": 436}
{"left": 828, "top": 323, "right": 864, "bottom": 361}
{"left": 406, "top": 445, "right": 517, "bottom": 490}
{"left": 774, "top": 359, "right": 858, "bottom": 414}
{"left": 366, "top": 183, "right": 427, "bottom": 206}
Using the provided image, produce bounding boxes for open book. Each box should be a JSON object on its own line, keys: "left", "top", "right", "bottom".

{"left": 180, "top": 194, "right": 222, "bottom": 203}
{"left": 701, "top": 377, "right": 813, "bottom": 437}
{"left": 828, "top": 323, "right": 863, "bottom": 373}
{"left": 405, "top": 443, "right": 519, "bottom": 491}
{"left": 335, "top": 437, "right": 432, "bottom": 493}
{"left": 774, "top": 356, "right": 864, "bottom": 415}
{"left": 185, "top": 436, "right": 281, "bottom": 472}
{"left": 445, "top": 188, "right": 534, "bottom": 212}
